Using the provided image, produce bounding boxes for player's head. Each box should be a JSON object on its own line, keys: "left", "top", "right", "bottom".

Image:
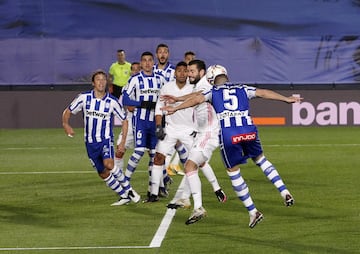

{"left": 184, "top": 51, "right": 196, "bottom": 64}
{"left": 91, "top": 69, "right": 107, "bottom": 91}
{"left": 91, "top": 69, "right": 107, "bottom": 82}
{"left": 130, "top": 62, "right": 141, "bottom": 75}
{"left": 175, "top": 61, "right": 188, "bottom": 84}
{"left": 116, "top": 49, "right": 126, "bottom": 64}
{"left": 206, "top": 65, "right": 228, "bottom": 85}
{"left": 141, "top": 51, "right": 154, "bottom": 74}
{"left": 187, "top": 59, "right": 206, "bottom": 85}
{"left": 156, "top": 43, "right": 170, "bottom": 65}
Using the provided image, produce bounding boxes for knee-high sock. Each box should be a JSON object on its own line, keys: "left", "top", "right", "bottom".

{"left": 150, "top": 164, "right": 163, "bottom": 196}
{"left": 200, "top": 162, "right": 221, "bottom": 191}
{"left": 148, "top": 149, "right": 156, "bottom": 190}
{"left": 227, "top": 169, "right": 257, "bottom": 215}
{"left": 111, "top": 166, "right": 130, "bottom": 191}
{"left": 186, "top": 170, "right": 202, "bottom": 209}
{"left": 125, "top": 147, "right": 145, "bottom": 181}
{"left": 255, "top": 156, "right": 290, "bottom": 198}
{"left": 104, "top": 173, "right": 127, "bottom": 198}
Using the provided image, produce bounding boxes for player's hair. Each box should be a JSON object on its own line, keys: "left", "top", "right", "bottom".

{"left": 117, "top": 49, "right": 125, "bottom": 53}
{"left": 131, "top": 61, "right": 140, "bottom": 67}
{"left": 91, "top": 69, "right": 107, "bottom": 82}
{"left": 184, "top": 51, "right": 195, "bottom": 57}
{"left": 176, "top": 61, "right": 187, "bottom": 69}
{"left": 188, "top": 59, "right": 206, "bottom": 72}
{"left": 156, "top": 43, "right": 169, "bottom": 52}
{"left": 141, "top": 51, "right": 154, "bottom": 59}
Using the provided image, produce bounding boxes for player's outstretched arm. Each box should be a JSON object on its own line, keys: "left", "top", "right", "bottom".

{"left": 161, "top": 93, "right": 205, "bottom": 115}
{"left": 161, "top": 91, "right": 202, "bottom": 104}
{"left": 255, "top": 88, "right": 303, "bottom": 103}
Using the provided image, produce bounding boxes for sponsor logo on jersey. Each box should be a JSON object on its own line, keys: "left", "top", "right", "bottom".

{"left": 140, "top": 89, "right": 159, "bottom": 95}
{"left": 85, "top": 110, "right": 107, "bottom": 119}
{"left": 231, "top": 132, "right": 256, "bottom": 144}
{"left": 218, "top": 110, "right": 249, "bottom": 120}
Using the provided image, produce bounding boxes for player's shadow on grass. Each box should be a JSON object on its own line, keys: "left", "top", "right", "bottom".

{"left": 0, "top": 204, "right": 61, "bottom": 228}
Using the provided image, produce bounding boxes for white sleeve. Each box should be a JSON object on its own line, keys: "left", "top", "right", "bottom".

{"left": 68, "top": 93, "right": 84, "bottom": 115}
{"left": 155, "top": 84, "right": 167, "bottom": 116}
{"left": 244, "top": 85, "right": 257, "bottom": 99}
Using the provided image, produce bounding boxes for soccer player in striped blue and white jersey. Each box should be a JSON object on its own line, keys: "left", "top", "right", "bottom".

{"left": 62, "top": 69, "right": 140, "bottom": 206}
{"left": 161, "top": 65, "right": 302, "bottom": 228}
{"left": 122, "top": 51, "right": 166, "bottom": 200}
{"left": 154, "top": 43, "right": 175, "bottom": 82}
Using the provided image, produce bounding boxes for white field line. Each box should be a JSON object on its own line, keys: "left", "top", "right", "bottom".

{"left": 0, "top": 246, "right": 153, "bottom": 251}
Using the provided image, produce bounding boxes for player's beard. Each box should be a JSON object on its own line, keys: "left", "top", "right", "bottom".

{"left": 158, "top": 57, "right": 167, "bottom": 65}
{"left": 189, "top": 74, "right": 201, "bottom": 85}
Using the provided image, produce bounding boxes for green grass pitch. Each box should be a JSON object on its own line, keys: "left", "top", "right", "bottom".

{"left": 0, "top": 127, "right": 359, "bottom": 254}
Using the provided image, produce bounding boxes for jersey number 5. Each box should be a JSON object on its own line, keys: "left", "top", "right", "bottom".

{"left": 223, "top": 89, "right": 238, "bottom": 110}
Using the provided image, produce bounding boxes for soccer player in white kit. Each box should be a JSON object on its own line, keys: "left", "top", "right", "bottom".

{"left": 162, "top": 60, "right": 226, "bottom": 225}
{"left": 148, "top": 61, "right": 195, "bottom": 202}
{"left": 62, "top": 69, "right": 140, "bottom": 206}
{"left": 153, "top": 43, "right": 184, "bottom": 176}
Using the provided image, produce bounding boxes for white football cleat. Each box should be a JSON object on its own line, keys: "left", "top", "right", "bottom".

{"left": 111, "top": 197, "right": 131, "bottom": 206}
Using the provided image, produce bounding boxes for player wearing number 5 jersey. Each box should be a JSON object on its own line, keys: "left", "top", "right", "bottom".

{"left": 162, "top": 64, "right": 302, "bottom": 228}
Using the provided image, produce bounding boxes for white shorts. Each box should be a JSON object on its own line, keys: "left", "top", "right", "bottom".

{"left": 156, "top": 127, "right": 194, "bottom": 157}
{"left": 187, "top": 129, "right": 219, "bottom": 166}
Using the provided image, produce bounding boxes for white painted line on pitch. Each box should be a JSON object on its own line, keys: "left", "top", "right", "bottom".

{"left": 0, "top": 246, "right": 151, "bottom": 251}
{"left": 149, "top": 208, "right": 177, "bottom": 248}
{"left": 149, "top": 179, "right": 185, "bottom": 248}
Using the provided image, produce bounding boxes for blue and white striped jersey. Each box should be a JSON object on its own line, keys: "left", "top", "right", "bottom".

{"left": 154, "top": 62, "right": 175, "bottom": 82}
{"left": 124, "top": 71, "right": 165, "bottom": 121}
{"left": 68, "top": 90, "right": 126, "bottom": 143}
{"left": 204, "top": 83, "right": 257, "bottom": 133}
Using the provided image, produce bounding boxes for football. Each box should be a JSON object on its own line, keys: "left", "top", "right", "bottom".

{"left": 206, "top": 65, "right": 227, "bottom": 85}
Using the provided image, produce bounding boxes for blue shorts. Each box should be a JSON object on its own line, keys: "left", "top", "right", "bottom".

{"left": 133, "top": 117, "right": 157, "bottom": 149}
{"left": 85, "top": 139, "right": 114, "bottom": 173}
{"left": 219, "top": 131, "right": 263, "bottom": 169}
